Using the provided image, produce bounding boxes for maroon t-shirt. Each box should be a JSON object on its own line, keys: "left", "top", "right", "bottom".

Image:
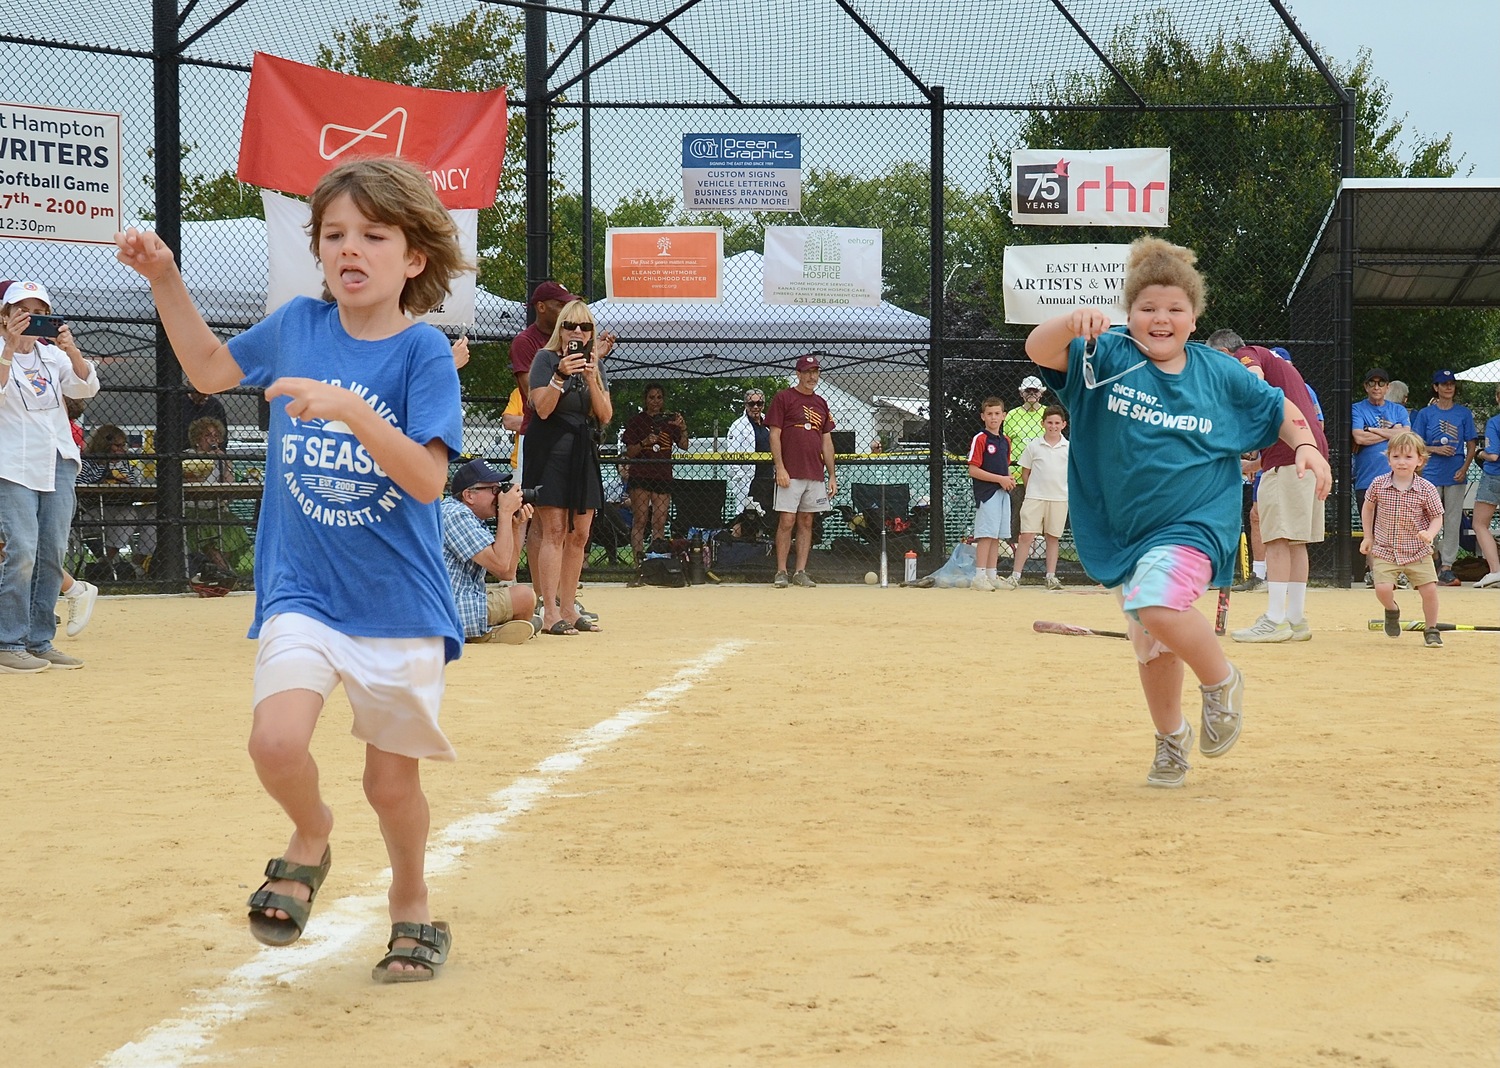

{"left": 622, "top": 411, "right": 682, "bottom": 484}
{"left": 766, "top": 387, "right": 834, "bottom": 481}
{"left": 1234, "top": 345, "right": 1328, "bottom": 470}
{"left": 509, "top": 323, "right": 549, "bottom": 434}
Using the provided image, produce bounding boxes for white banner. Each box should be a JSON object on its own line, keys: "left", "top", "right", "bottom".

{"left": 1003, "top": 244, "right": 1130, "bottom": 325}
{"left": 1010, "top": 148, "right": 1169, "bottom": 228}
{"left": 261, "top": 191, "right": 477, "bottom": 325}
{"left": 762, "top": 226, "right": 882, "bottom": 307}
{"left": 0, "top": 101, "right": 122, "bottom": 244}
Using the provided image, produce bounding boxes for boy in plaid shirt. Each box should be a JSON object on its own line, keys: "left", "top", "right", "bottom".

{"left": 1360, "top": 431, "right": 1445, "bottom": 644}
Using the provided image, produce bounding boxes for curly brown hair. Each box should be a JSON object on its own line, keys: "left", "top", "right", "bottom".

{"left": 1123, "top": 236, "right": 1206, "bottom": 317}
{"left": 307, "top": 157, "right": 474, "bottom": 316}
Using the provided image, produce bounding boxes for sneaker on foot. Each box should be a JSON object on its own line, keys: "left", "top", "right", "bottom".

{"left": 1147, "top": 722, "right": 1194, "bottom": 788}
{"left": 1437, "top": 570, "right": 1461, "bottom": 588}
{"left": 1232, "top": 576, "right": 1267, "bottom": 593}
{"left": 1199, "top": 665, "right": 1243, "bottom": 758}
{"left": 791, "top": 570, "right": 816, "bottom": 588}
{"left": 1475, "top": 571, "right": 1500, "bottom": 590}
{"left": 994, "top": 574, "right": 1019, "bottom": 590}
{"left": 772, "top": 570, "right": 790, "bottom": 589}
{"left": 1364, "top": 571, "right": 1375, "bottom": 588}
{"left": 1288, "top": 619, "right": 1312, "bottom": 642}
{"left": 64, "top": 580, "right": 99, "bottom": 637}
{"left": 1395, "top": 573, "right": 1410, "bottom": 590}
{"left": 0, "top": 649, "right": 51, "bottom": 673}
{"left": 30, "top": 648, "right": 83, "bottom": 669}
{"left": 970, "top": 575, "right": 995, "bottom": 591}
{"left": 1044, "top": 574, "right": 1064, "bottom": 591}
{"left": 1384, "top": 607, "right": 1402, "bottom": 638}
{"left": 1424, "top": 629, "right": 1443, "bottom": 647}
{"left": 1231, "top": 614, "right": 1292, "bottom": 643}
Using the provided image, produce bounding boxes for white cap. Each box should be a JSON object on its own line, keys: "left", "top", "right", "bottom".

{"left": 1019, "top": 376, "right": 1044, "bottom": 393}
{"left": 2, "top": 280, "right": 52, "bottom": 310}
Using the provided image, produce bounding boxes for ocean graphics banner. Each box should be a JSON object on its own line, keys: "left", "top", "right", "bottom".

{"left": 681, "top": 133, "right": 800, "bottom": 211}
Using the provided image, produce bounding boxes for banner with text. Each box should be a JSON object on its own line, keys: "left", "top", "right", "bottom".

{"left": 682, "top": 133, "right": 800, "bottom": 212}
{"left": 1003, "top": 244, "right": 1129, "bottom": 324}
{"left": 1010, "top": 148, "right": 1169, "bottom": 228}
{"left": 0, "top": 101, "right": 122, "bottom": 245}
{"left": 262, "top": 191, "right": 478, "bottom": 325}
{"left": 605, "top": 227, "right": 722, "bottom": 302}
{"left": 763, "top": 226, "right": 882, "bottom": 307}
{"left": 238, "top": 53, "right": 506, "bottom": 209}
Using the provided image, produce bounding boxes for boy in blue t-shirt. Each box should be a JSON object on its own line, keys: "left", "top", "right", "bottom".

{"left": 115, "top": 157, "right": 468, "bottom": 983}
{"left": 966, "top": 397, "right": 1015, "bottom": 590}
{"left": 1473, "top": 384, "right": 1500, "bottom": 589}
{"left": 1410, "top": 369, "right": 1479, "bottom": 585}
{"left": 1025, "top": 237, "right": 1331, "bottom": 789}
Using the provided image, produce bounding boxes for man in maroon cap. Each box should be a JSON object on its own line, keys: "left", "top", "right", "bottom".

{"left": 510, "top": 280, "right": 578, "bottom": 441}
{"left": 766, "top": 353, "right": 837, "bottom": 588}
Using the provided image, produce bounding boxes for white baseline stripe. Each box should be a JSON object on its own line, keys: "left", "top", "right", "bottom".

{"left": 99, "top": 640, "right": 746, "bottom": 1068}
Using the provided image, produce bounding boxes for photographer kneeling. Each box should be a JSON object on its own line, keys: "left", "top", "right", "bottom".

{"left": 439, "top": 459, "right": 539, "bottom": 645}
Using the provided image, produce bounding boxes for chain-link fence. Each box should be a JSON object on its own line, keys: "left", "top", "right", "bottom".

{"left": 3, "top": 0, "right": 1356, "bottom": 588}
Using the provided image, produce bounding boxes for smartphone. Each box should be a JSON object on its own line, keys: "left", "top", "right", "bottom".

{"left": 566, "top": 337, "right": 593, "bottom": 358}
{"left": 21, "top": 314, "right": 63, "bottom": 337}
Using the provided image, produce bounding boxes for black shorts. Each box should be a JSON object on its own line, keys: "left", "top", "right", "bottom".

{"left": 629, "top": 478, "right": 673, "bottom": 495}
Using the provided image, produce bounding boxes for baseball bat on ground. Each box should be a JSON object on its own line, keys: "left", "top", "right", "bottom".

{"left": 1365, "top": 620, "right": 1500, "bottom": 633}
{"left": 1033, "top": 620, "right": 1129, "bottom": 640}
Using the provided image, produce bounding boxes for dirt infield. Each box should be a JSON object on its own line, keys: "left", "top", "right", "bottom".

{"left": 5, "top": 583, "right": 1497, "bottom": 1066}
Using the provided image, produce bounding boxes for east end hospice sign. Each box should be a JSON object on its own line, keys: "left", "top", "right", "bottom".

{"left": 682, "top": 133, "right": 800, "bottom": 212}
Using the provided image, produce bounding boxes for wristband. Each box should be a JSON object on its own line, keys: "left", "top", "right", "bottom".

{"left": 1295, "top": 442, "right": 1319, "bottom": 453}
{"left": 0, "top": 354, "right": 11, "bottom": 367}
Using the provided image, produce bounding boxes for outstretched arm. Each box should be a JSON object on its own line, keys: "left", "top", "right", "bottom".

{"left": 114, "top": 229, "right": 244, "bottom": 394}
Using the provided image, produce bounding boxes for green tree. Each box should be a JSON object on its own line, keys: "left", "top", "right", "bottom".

{"left": 978, "top": 16, "right": 1500, "bottom": 377}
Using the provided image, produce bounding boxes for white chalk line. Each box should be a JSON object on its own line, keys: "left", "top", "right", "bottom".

{"left": 98, "top": 639, "right": 747, "bottom": 1068}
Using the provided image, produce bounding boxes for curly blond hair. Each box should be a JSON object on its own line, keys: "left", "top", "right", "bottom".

{"left": 307, "top": 157, "right": 474, "bottom": 316}
{"left": 1123, "top": 236, "right": 1206, "bottom": 317}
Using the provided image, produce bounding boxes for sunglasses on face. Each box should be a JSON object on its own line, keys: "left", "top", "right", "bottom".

{"left": 746, "top": 400, "right": 765, "bottom": 407}
{"left": 562, "top": 321, "right": 594, "bottom": 333}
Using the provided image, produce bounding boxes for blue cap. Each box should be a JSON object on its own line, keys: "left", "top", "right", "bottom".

{"left": 1269, "top": 346, "right": 1292, "bottom": 362}
{"left": 450, "top": 458, "right": 510, "bottom": 496}
{"left": 1432, "top": 369, "right": 1456, "bottom": 384}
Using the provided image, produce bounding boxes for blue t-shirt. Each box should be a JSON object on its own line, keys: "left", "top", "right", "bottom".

{"left": 1350, "top": 398, "right": 1411, "bottom": 490}
{"left": 1411, "top": 403, "right": 1477, "bottom": 486}
{"left": 1484, "top": 414, "right": 1500, "bottom": 478}
{"left": 1039, "top": 330, "right": 1285, "bottom": 589}
{"left": 228, "top": 297, "right": 465, "bottom": 660}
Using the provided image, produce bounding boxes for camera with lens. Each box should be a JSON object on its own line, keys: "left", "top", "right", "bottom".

{"left": 500, "top": 478, "right": 541, "bottom": 506}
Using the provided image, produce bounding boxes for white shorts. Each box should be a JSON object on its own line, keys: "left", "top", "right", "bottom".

{"left": 253, "top": 612, "right": 455, "bottom": 761}
{"left": 774, "top": 478, "right": 830, "bottom": 514}
{"left": 1018, "top": 496, "right": 1069, "bottom": 539}
{"left": 973, "top": 492, "right": 1011, "bottom": 540}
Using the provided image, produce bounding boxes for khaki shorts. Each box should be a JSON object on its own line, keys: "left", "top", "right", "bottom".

{"left": 252, "top": 612, "right": 455, "bottom": 761}
{"left": 1258, "top": 465, "right": 1325, "bottom": 544}
{"left": 1018, "top": 496, "right": 1069, "bottom": 539}
{"left": 1372, "top": 555, "right": 1438, "bottom": 588}
{"left": 486, "top": 582, "right": 517, "bottom": 625}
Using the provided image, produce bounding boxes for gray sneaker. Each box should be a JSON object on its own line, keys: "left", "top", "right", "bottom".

{"left": 1232, "top": 576, "right": 1266, "bottom": 593}
{"left": 1231, "top": 614, "right": 1292, "bottom": 643}
{"left": 772, "top": 570, "right": 790, "bottom": 588}
{"left": 31, "top": 648, "right": 84, "bottom": 669}
{"left": 1147, "top": 722, "right": 1194, "bottom": 788}
{"left": 1044, "top": 574, "right": 1064, "bottom": 591}
{"left": 1198, "top": 665, "right": 1243, "bottom": 757}
{"left": 0, "top": 649, "right": 51, "bottom": 673}
{"left": 791, "top": 570, "right": 817, "bottom": 588}
{"left": 1395, "top": 573, "right": 1410, "bottom": 590}
{"left": 1424, "top": 629, "right": 1443, "bottom": 647}
{"left": 1288, "top": 619, "right": 1312, "bottom": 642}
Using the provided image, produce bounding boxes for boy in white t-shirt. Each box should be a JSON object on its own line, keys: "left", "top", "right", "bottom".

{"left": 1002, "top": 405, "right": 1070, "bottom": 589}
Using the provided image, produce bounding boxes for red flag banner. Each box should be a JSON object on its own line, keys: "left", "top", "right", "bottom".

{"left": 237, "top": 52, "right": 506, "bottom": 209}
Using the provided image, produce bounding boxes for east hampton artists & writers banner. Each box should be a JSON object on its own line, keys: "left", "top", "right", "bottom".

{"left": 762, "top": 226, "right": 881, "bottom": 307}
{"left": 0, "top": 100, "right": 122, "bottom": 245}
{"left": 238, "top": 53, "right": 507, "bottom": 209}
{"left": 1010, "top": 148, "right": 1169, "bottom": 228}
{"left": 1003, "top": 244, "right": 1129, "bottom": 325}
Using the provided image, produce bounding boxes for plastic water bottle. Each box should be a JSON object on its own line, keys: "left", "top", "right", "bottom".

{"left": 904, "top": 550, "right": 918, "bottom": 585}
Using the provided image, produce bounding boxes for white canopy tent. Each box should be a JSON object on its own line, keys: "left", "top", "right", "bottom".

{"left": 1, "top": 219, "right": 525, "bottom": 427}
{"left": 591, "top": 250, "right": 931, "bottom": 382}
{"left": 1454, "top": 357, "right": 1500, "bottom": 384}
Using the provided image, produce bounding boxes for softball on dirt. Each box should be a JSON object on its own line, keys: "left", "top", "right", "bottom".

{"left": 864, "top": 571, "right": 878, "bottom": 585}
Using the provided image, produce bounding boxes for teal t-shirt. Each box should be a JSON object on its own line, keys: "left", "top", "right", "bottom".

{"left": 1038, "top": 330, "right": 1285, "bottom": 588}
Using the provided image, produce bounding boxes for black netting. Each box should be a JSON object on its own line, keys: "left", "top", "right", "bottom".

{"left": 3, "top": 0, "right": 1365, "bottom": 587}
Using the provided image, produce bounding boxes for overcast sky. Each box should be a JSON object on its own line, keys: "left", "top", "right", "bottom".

{"left": 1284, "top": 0, "right": 1498, "bottom": 177}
